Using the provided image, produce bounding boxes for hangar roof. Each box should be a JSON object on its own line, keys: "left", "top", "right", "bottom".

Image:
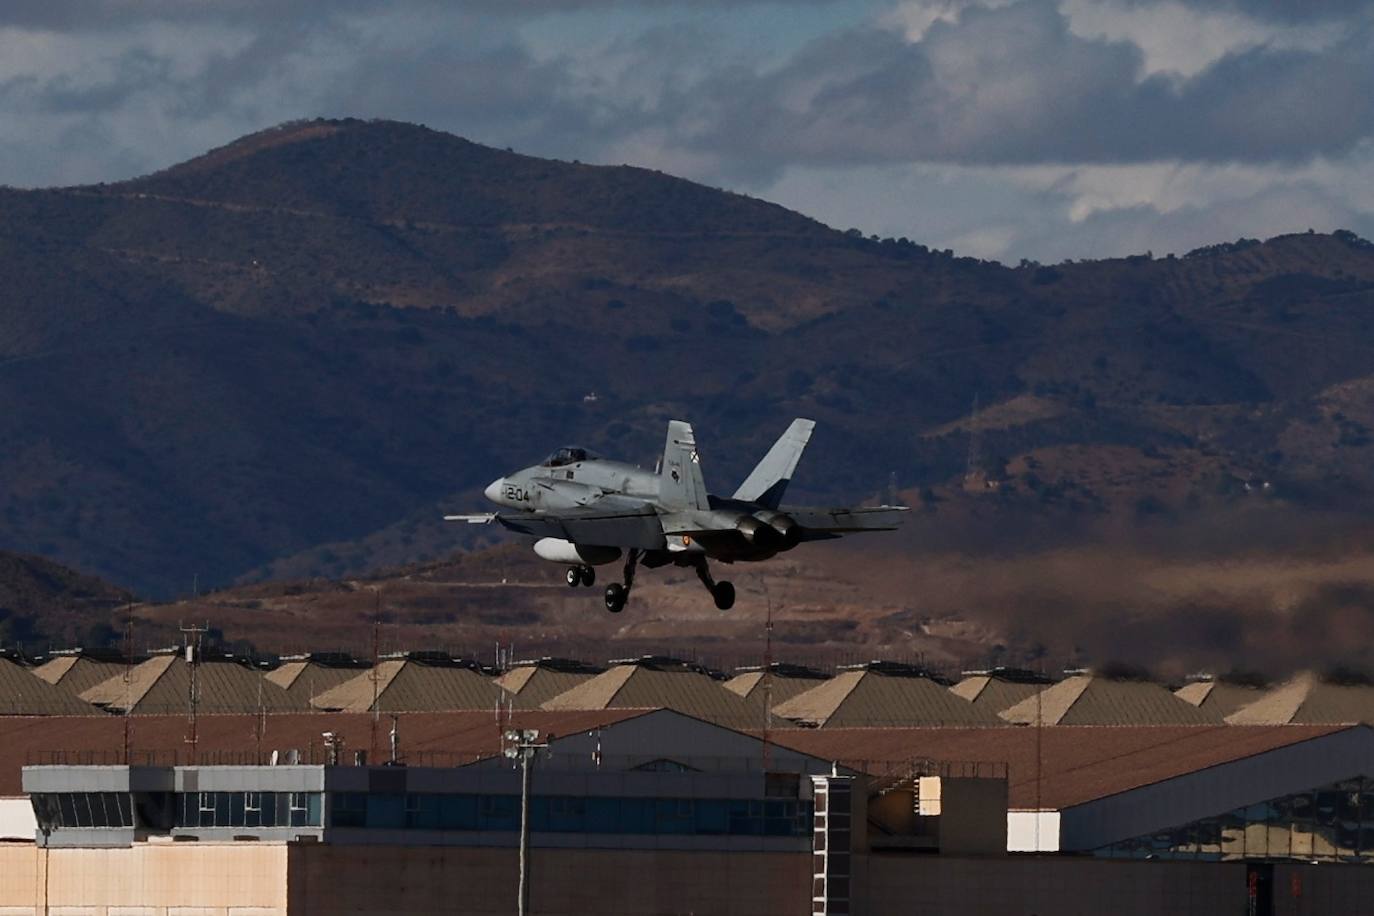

{"left": 541, "top": 659, "right": 761, "bottom": 729}
{"left": 1174, "top": 680, "right": 1267, "bottom": 719}
{"left": 0, "top": 657, "right": 100, "bottom": 716}
{"left": 0, "top": 708, "right": 653, "bottom": 795}
{"left": 771, "top": 724, "right": 1351, "bottom": 810}
{"left": 773, "top": 667, "right": 1000, "bottom": 728}
{"left": 81, "top": 653, "right": 302, "bottom": 715}
{"left": 1000, "top": 675, "right": 1222, "bottom": 726}
{"left": 311, "top": 657, "right": 506, "bottom": 713}
{"left": 1227, "top": 671, "right": 1374, "bottom": 725}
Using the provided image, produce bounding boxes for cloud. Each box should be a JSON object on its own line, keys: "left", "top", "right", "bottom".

{"left": 656, "top": 0, "right": 1374, "bottom": 178}
{"left": 0, "top": 0, "right": 825, "bottom": 31}
{"left": 0, "top": 0, "right": 1371, "bottom": 265}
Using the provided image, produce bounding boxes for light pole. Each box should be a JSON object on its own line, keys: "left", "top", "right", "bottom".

{"left": 504, "top": 728, "right": 548, "bottom": 916}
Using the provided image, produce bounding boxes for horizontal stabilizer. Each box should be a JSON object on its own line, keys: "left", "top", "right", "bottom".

{"left": 788, "top": 505, "right": 910, "bottom": 539}
{"left": 733, "top": 418, "right": 815, "bottom": 509}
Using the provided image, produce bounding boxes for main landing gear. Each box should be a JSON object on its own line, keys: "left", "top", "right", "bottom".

{"left": 603, "top": 549, "right": 639, "bottom": 614}
{"left": 565, "top": 565, "right": 596, "bottom": 588}
{"left": 599, "top": 553, "right": 736, "bottom": 614}
{"left": 693, "top": 558, "right": 735, "bottom": 611}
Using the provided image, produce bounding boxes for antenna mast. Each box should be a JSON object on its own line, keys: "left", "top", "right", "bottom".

{"left": 180, "top": 622, "right": 209, "bottom": 763}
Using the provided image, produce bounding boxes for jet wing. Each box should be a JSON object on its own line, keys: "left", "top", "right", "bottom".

{"left": 453, "top": 506, "right": 667, "bottom": 551}
{"left": 785, "top": 505, "right": 910, "bottom": 541}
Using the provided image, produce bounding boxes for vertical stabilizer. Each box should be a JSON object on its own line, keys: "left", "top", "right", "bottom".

{"left": 660, "top": 420, "right": 710, "bottom": 510}
{"left": 732, "top": 418, "right": 815, "bottom": 509}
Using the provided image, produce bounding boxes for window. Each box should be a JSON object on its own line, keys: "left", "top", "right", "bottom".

{"left": 31, "top": 793, "right": 135, "bottom": 830}
{"left": 289, "top": 792, "right": 310, "bottom": 827}
{"left": 332, "top": 792, "right": 367, "bottom": 828}
{"left": 245, "top": 792, "right": 264, "bottom": 827}
{"left": 199, "top": 792, "right": 217, "bottom": 828}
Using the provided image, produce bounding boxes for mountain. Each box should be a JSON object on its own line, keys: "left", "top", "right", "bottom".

{"left": 0, "top": 551, "right": 129, "bottom": 649}
{"left": 4, "top": 118, "right": 1374, "bottom": 596}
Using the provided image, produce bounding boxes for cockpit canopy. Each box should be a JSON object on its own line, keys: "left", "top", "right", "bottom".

{"left": 542, "top": 446, "right": 599, "bottom": 468}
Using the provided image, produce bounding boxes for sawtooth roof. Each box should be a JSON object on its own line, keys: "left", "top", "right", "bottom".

{"left": 310, "top": 659, "right": 506, "bottom": 713}
{"left": 265, "top": 659, "right": 372, "bottom": 705}
{"left": 0, "top": 657, "right": 100, "bottom": 716}
{"left": 771, "top": 724, "right": 1354, "bottom": 810}
{"left": 999, "top": 675, "right": 1222, "bottom": 726}
{"left": 0, "top": 708, "right": 653, "bottom": 795}
{"left": 541, "top": 662, "right": 762, "bottom": 730}
{"left": 722, "top": 669, "right": 830, "bottom": 710}
{"left": 80, "top": 654, "right": 303, "bottom": 715}
{"left": 1226, "top": 672, "right": 1374, "bottom": 725}
{"left": 31, "top": 655, "right": 128, "bottom": 698}
{"left": 495, "top": 665, "right": 599, "bottom": 709}
{"left": 949, "top": 675, "right": 1049, "bottom": 713}
{"left": 772, "top": 669, "right": 1001, "bottom": 728}
{"left": 1174, "top": 680, "right": 1267, "bottom": 719}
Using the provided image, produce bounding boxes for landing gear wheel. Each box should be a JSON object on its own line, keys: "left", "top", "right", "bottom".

{"left": 566, "top": 567, "right": 582, "bottom": 588}
{"left": 580, "top": 566, "right": 596, "bottom": 587}
{"left": 712, "top": 581, "right": 736, "bottom": 611}
{"left": 604, "top": 583, "right": 627, "bottom": 613}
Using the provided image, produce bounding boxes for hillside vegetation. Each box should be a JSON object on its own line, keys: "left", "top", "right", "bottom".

{"left": 3, "top": 119, "right": 1374, "bottom": 597}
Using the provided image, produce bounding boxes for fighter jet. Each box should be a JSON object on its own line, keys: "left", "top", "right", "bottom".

{"left": 448, "top": 419, "right": 907, "bottom": 613}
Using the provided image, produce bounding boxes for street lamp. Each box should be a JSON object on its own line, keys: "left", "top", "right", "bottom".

{"left": 504, "top": 728, "right": 548, "bottom": 916}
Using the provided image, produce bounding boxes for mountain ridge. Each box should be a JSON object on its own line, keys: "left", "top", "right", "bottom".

{"left": 3, "top": 118, "right": 1374, "bottom": 596}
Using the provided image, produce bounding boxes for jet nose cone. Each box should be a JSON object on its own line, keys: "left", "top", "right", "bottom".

{"left": 484, "top": 478, "right": 505, "bottom": 503}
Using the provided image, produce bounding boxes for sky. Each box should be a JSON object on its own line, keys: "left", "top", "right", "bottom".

{"left": 1, "top": 0, "right": 1371, "bottom": 263}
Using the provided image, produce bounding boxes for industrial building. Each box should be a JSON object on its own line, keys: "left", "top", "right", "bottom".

{"left": 5, "top": 654, "right": 1374, "bottom": 912}
{"left": 2, "top": 704, "right": 1374, "bottom": 913}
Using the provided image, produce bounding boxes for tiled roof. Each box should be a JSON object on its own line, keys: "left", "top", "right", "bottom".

{"left": 771, "top": 724, "right": 1354, "bottom": 809}
{"left": 999, "top": 676, "right": 1222, "bottom": 726}
{"left": 541, "top": 662, "right": 762, "bottom": 729}
{"left": 772, "top": 669, "right": 1000, "bottom": 728}
{"left": 80, "top": 655, "right": 303, "bottom": 715}
{"left": 310, "top": 659, "right": 506, "bottom": 713}
{"left": 1226, "top": 672, "right": 1374, "bottom": 724}
{"left": 31, "top": 655, "right": 128, "bottom": 698}
{"left": 949, "top": 676, "right": 1048, "bottom": 713}
{"left": 0, "top": 708, "right": 654, "bottom": 795}
{"left": 0, "top": 658, "right": 99, "bottom": 716}
{"left": 1174, "top": 680, "right": 1266, "bottom": 719}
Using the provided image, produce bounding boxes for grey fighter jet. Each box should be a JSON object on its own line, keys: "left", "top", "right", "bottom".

{"left": 447, "top": 419, "right": 907, "bottom": 613}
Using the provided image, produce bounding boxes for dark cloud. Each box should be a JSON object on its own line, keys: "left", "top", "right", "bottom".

{"left": 1128, "top": 0, "right": 1373, "bottom": 23}
{"left": 0, "top": 0, "right": 820, "bottom": 30}
{"left": 657, "top": 1, "right": 1374, "bottom": 177}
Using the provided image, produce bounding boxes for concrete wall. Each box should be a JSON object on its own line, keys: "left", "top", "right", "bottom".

{"left": 1007, "top": 810, "right": 1060, "bottom": 852}
{"left": 286, "top": 846, "right": 810, "bottom": 916}
{"left": 1273, "top": 863, "right": 1374, "bottom": 915}
{"left": 0, "top": 843, "right": 289, "bottom": 916}
{"left": 857, "top": 855, "right": 1248, "bottom": 916}
{"left": 938, "top": 778, "right": 1006, "bottom": 856}
{"left": 0, "top": 798, "right": 35, "bottom": 841}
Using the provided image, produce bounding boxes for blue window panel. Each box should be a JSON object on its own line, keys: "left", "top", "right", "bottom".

{"left": 584, "top": 797, "right": 620, "bottom": 833}
{"left": 367, "top": 793, "right": 405, "bottom": 829}
{"left": 406, "top": 794, "right": 440, "bottom": 830}
{"left": 480, "top": 795, "right": 520, "bottom": 831}
{"left": 694, "top": 799, "right": 729, "bottom": 835}
{"left": 440, "top": 794, "right": 478, "bottom": 830}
